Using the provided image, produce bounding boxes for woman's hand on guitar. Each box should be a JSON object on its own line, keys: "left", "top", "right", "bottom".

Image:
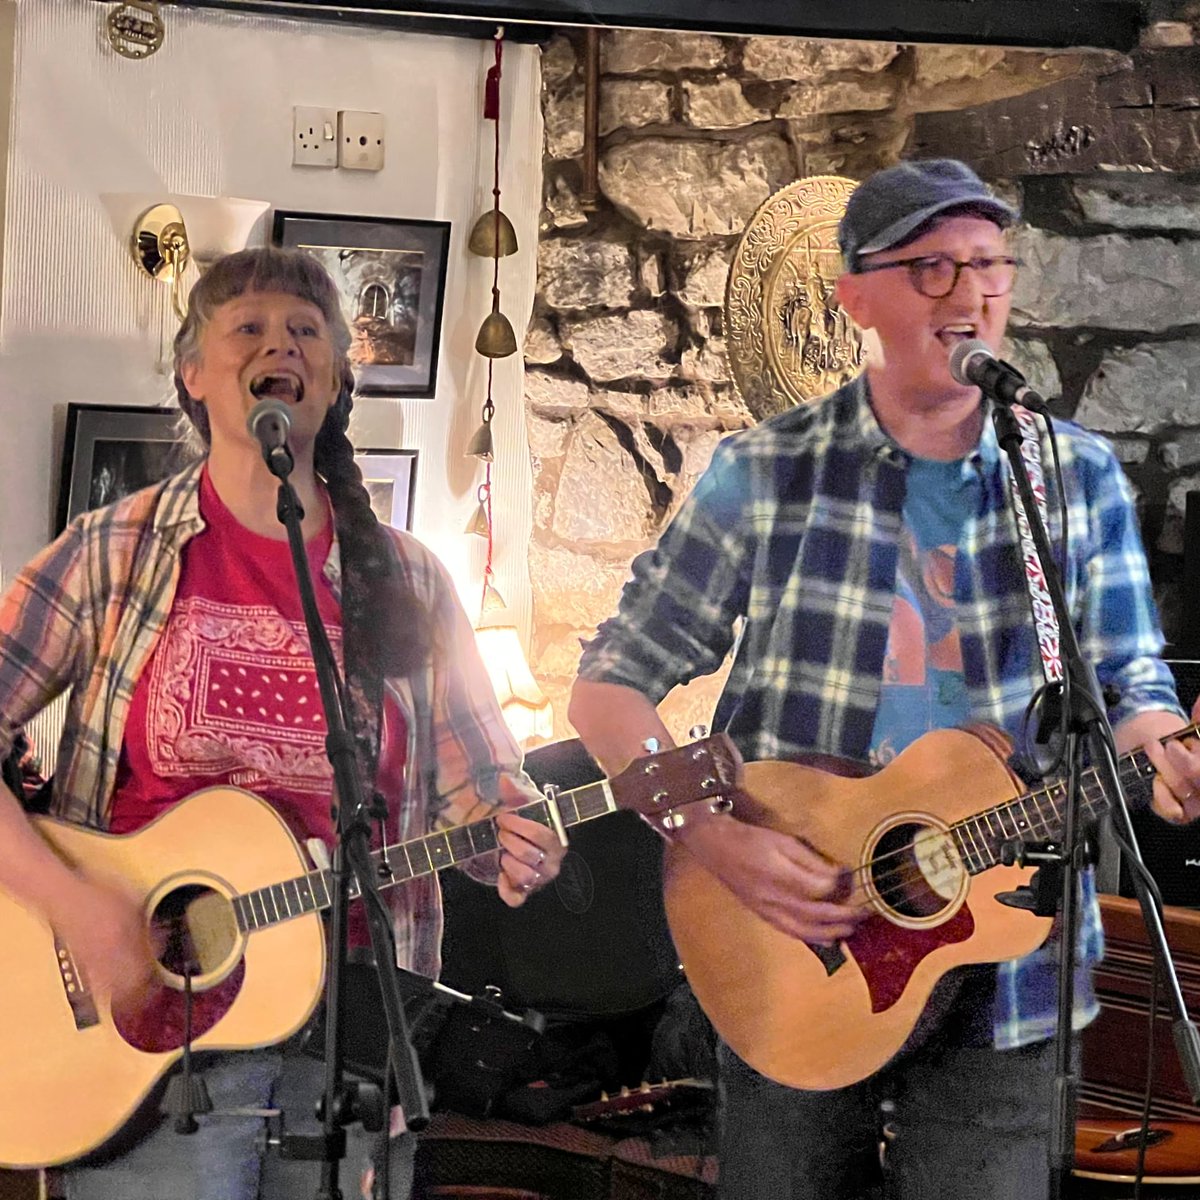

{"left": 48, "top": 875, "right": 159, "bottom": 1017}
{"left": 674, "top": 807, "right": 868, "bottom": 945}
{"left": 495, "top": 809, "right": 567, "bottom": 908}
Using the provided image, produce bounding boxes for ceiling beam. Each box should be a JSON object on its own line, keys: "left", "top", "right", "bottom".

{"left": 150, "top": 0, "right": 1147, "bottom": 51}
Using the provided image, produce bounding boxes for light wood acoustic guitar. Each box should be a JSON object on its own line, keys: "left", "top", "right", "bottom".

{"left": 0, "top": 735, "right": 742, "bottom": 1170}
{"left": 664, "top": 722, "right": 1193, "bottom": 1093}
{"left": 1074, "top": 1118, "right": 1200, "bottom": 1185}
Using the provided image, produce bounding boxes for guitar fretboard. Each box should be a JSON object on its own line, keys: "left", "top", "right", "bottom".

{"left": 950, "top": 737, "right": 1166, "bottom": 874}
{"left": 230, "top": 780, "right": 617, "bottom": 933}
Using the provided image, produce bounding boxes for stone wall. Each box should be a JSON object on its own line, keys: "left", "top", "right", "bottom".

{"left": 1011, "top": 173, "right": 1200, "bottom": 649}
{"left": 523, "top": 30, "right": 1186, "bottom": 742}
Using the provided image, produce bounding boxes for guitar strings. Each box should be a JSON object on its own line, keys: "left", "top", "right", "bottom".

{"left": 836, "top": 774, "right": 1116, "bottom": 912}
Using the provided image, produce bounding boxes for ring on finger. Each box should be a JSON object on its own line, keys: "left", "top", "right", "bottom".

{"left": 536, "top": 848, "right": 546, "bottom": 867}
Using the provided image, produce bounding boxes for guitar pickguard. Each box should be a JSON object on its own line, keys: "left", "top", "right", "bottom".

{"left": 113, "top": 962, "right": 246, "bottom": 1054}
{"left": 843, "top": 904, "right": 975, "bottom": 1013}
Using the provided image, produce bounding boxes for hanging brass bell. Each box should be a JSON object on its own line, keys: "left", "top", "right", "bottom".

{"left": 464, "top": 500, "right": 491, "bottom": 537}
{"left": 465, "top": 421, "right": 494, "bottom": 461}
{"left": 468, "top": 209, "right": 518, "bottom": 257}
{"left": 475, "top": 310, "right": 518, "bottom": 359}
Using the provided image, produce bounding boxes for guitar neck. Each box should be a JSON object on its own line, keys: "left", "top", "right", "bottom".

{"left": 231, "top": 779, "right": 618, "bottom": 934}
{"left": 952, "top": 721, "right": 1197, "bottom": 875}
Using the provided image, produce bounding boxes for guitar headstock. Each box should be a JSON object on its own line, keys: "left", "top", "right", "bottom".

{"left": 609, "top": 734, "right": 742, "bottom": 820}
{"left": 571, "top": 1077, "right": 714, "bottom": 1123}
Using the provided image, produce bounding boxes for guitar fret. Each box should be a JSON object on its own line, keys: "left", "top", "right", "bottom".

{"left": 444, "top": 825, "right": 475, "bottom": 864}
{"left": 384, "top": 846, "right": 412, "bottom": 882}
{"left": 249, "top": 891, "right": 266, "bottom": 928}
{"left": 295, "top": 874, "right": 316, "bottom": 913}
{"left": 467, "top": 819, "right": 498, "bottom": 856}
{"left": 265, "top": 887, "right": 281, "bottom": 923}
{"left": 409, "top": 839, "right": 434, "bottom": 878}
{"left": 950, "top": 827, "right": 977, "bottom": 874}
{"left": 288, "top": 877, "right": 305, "bottom": 915}
{"left": 975, "top": 817, "right": 999, "bottom": 866}
{"left": 993, "top": 807, "right": 1016, "bottom": 841}
{"left": 232, "top": 894, "right": 250, "bottom": 932}
{"left": 275, "top": 884, "right": 291, "bottom": 920}
{"left": 426, "top": 832, "right": 453, "bottom": 870}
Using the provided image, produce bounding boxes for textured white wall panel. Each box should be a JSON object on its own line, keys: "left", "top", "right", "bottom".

{"left": 0, "top": 0, "right": 541, "bottom": 646}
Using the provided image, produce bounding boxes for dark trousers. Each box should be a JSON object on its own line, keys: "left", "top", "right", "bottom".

{"left": 717, "top": 1034, "right": 1062, "bottom": 1200}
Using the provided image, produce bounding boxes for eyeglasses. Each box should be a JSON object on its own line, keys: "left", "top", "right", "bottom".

{"left": 853, "top": 253, "right": 1021, "bottom": 299}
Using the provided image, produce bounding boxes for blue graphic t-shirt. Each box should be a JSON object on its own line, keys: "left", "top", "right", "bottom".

{"left": 869, "top": 456, "right": 979, "bottom": 766}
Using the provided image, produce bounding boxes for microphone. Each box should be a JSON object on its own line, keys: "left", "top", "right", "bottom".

{"left": 948, "top": 339, "right": 1050, "bottom": 415}
{"left": 247, "top": 397, "right": 294, "bottom": 476}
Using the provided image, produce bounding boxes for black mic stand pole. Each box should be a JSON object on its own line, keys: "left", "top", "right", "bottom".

{"left": 990, "top": 401, "right": 1200, "bottom": 1200}
{"left": 262, "top": 443, "right": 428, "bottom": 1200}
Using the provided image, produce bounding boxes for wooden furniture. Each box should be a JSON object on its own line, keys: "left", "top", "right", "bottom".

{"left": 1081, "top": 895, "right": 1200, "bottom": 1123}
{"left": 1073, "top": 895, "right": 1200, "bottom": 1195}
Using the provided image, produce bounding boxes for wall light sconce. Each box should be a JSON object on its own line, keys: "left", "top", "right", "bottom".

{"left": 105, "top": 192, "right": 271, "bottom": 322}
{"left": 132, "top": 202, "right": 190, "bottom": 320}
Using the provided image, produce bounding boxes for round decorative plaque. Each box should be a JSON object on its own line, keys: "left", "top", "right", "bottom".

{"left": 725, "top": 175, "right": 864, "bottom": 418}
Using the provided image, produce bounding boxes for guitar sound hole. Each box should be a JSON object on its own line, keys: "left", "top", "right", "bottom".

{"left": 871, "top": 823, "right": 964, "bottom": 920}
{"left": 151, "top": 883, "right": 238, "bottom": 980}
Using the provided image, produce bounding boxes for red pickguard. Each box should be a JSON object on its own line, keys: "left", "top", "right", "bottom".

{"left": 114, "top": 962, "right": 246, "bottom": 1054}
{"left": 844, "top": 903, "right": 975, "bottom": 1013}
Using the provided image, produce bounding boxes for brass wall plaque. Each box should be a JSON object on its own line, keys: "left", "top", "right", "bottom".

{"left": 725, "top": 175, "right": 864, "bottom": 419}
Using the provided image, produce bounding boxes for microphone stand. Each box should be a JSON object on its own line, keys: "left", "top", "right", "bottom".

{"left": 989, "top": 401, "right": 1200, "bottom": 1200}
{"left": 261, "top": 442, "right": 428, "bottom": 1200}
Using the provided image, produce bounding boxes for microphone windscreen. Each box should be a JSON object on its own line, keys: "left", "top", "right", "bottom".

{"left": 947, "top": 338, "right": 992, "bottom": 387}
{"left": 247, "top": 397, "right": 291, "bottom": 443}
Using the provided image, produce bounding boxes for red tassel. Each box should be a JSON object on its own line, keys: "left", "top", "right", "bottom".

{"left": 484, "top": 63, "right": 501, "bottom": 120}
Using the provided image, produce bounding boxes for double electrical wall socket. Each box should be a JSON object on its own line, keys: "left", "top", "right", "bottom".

{"left": 338, "top": 110, "right": 385, "bottom": 171}
{"left": 293, "top": 106, "right": 337, "bottom": 168}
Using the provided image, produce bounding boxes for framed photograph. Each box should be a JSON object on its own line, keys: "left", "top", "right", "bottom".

{"left": 273, "top": 210, "right": 450, "bottom": 398}
{"left": 354, "top": 449, "right": 418, "bottom": 532}
{"left": 56, "top": 404, "right": 198, "bottom": 535}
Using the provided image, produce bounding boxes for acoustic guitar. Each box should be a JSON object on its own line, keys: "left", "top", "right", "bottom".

{"left": 0, "top": 735, "right": 741, "bottom": 1170}
{"left": 664, "top": 722, "right": 1194, "bottom": 1093}
{"left": 1074, "top": 1118, "right": 1200, "bottom": 1184}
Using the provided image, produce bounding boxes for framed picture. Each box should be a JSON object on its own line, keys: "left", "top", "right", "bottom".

{"left": 273, "top": 210, "right": 450, "bottom": 398}
{"left": 56, "top": 404, "right": 198, "bottom": 535}
{"left": 354, "top": 449, "right": 418, "bottom": 532}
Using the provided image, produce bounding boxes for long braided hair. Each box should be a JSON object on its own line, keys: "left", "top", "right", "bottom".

{"left": 172, "top": 247, "right": 433, "bottom": 719}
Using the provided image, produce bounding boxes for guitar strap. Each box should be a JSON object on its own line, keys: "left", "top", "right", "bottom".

{"left": 1006, "top": 406, "right": 1064, "bottom": 687}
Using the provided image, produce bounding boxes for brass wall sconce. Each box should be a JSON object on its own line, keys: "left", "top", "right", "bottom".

{"left": 132, "top": 203, "right": 190, "bottom": 321}
{"left": 118, "top": 194, "right": 270, "bottom": 323}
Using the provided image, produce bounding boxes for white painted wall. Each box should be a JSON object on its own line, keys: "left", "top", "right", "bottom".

{"left": 0, "top": 0, "right": 541, "bottom": 641}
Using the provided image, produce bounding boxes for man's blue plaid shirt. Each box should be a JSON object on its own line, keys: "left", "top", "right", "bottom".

{"left": 578, "top": 375, "right": 1182, "bottom": 1050}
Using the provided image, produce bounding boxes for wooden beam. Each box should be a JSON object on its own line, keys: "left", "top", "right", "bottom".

{"left": 911, "top": 48, "right": 1200, "bottom": 176}
{"left": 149, "top": 0, "right": 1146, "bottom": 51}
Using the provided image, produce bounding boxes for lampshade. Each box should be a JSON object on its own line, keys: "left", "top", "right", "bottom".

{"left": 473, "top": 625, "right": 554, "bottom": 746}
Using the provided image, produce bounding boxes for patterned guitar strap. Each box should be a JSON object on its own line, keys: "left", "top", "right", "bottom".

{"left": 1006, "top": 405, "right": 1064, "bottom": 689}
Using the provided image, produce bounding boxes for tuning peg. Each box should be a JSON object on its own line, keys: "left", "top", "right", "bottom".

{"left": 639, "top": 1082, "right": 650, "bottom": 1093}
{"left": 600, "top": 1091, "right": 609, "bottom": 1102}
{"left": 689, "top": 725, "right": 710, "bottom": 740}
{"left": 619, "top": 1086, "right": 630, "bottom": 1097}
{"left": 642, "top": 737, "right": 660, "bottom": 754}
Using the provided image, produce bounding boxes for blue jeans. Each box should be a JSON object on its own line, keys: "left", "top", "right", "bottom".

{"left": 717, "top": 1035, "right": 1062, "bottom": 1200}
{"left": 62, "top": 1046, "right": 414, "bottom": 1200}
